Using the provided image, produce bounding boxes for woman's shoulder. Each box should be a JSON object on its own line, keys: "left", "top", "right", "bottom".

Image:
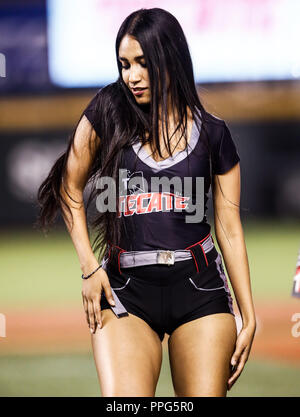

{"left": 86, "top": 81, "right": 123, "bottom": 107}
{"left": 201, "top": 110, "right": 227, "bottom": 128}
{"left": 82, "top": 82, "right": 126, "bottom": 137}
{"left": 200, "top": 110, "right": 240, "bottom": 174}
{"left": 199, "top": 110, "right": 229, "bottom": 146}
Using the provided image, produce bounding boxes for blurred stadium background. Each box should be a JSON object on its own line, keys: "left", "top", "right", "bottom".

{"left": 0, "top": 0, "right": 300, "bottom": 397}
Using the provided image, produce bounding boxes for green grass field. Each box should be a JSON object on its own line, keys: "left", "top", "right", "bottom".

{"left": 0, "top": 353, "right": 299, "bottom": 397}
{"left": 1, "top": 219, "right": 299, "bottom": 308}
{"left": 1, "top": 220, "right": 300, "bottom": 397}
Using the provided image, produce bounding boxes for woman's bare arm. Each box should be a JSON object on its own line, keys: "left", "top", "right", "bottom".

{"left": 60, "top": 115, "right": 100, "bottom": 273}
{"left": 213, "top": 163, "right": 255, "bottom": 326}
{"left": 212, "top": 162, "right": 256, "bottom": 390}
{"left": 60, "top": 115, "right": 115, "bottom": 333}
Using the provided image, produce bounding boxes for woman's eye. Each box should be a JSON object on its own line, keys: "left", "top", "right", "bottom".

{"left": 121, "top": 65, "right": 130, "bottom": 70}
{"left": 140, "top": 62, "right": 147, "bottom": 68}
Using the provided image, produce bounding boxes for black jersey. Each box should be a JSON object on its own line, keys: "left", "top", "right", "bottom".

{"left": 83, "top": 91, "right": 240, "bottom": 251}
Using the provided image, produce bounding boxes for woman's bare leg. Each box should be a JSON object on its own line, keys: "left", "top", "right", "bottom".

{"left": 91, "top": 309, "right": 163, "bottom": 397}
{"left": 168, "top": 313, "right": 237, "bottom": 397}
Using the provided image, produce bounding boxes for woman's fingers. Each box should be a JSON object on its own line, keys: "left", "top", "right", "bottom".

{"left": 228, "top": 348, "right": 249, "bottom": 390}
{"left": 102, "top": 280, "right": 115, "bottom": 307}
{"left": 227, "top": 325, "right": 256, "bottom": 390}
{"left": 82, "top": 291, "right": 102, "bottom": 332}
{"left": 88, "top": 299, "right": 96, "bottom": 333}
{"left": 81, "top": 272, "right": 113, "bottom": 333}
{"left": 230, "top": 341, "right": 245, "bottom": 368}
{"left": 81, "top": 293, "right": 90, "bottom": 327}
{"left": 93, "top": 298, "right": 102, "bottom": 329}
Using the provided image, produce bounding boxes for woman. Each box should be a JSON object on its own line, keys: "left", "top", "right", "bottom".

{"left": 36, "top": 8, "right": 256, "bottom": 397}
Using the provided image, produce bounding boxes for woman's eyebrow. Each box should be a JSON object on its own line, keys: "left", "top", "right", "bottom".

{"left": 119, "top": 55, "right": 145, "bottom": 61}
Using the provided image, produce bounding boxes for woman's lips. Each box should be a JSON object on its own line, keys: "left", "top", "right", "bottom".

{"left": 132, "top": 87, "right": 147, "bottom": 96}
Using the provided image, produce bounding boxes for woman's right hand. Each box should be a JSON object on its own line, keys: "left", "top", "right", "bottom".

{"left": 81, "top": 266, "right": 115, "bottom": 334}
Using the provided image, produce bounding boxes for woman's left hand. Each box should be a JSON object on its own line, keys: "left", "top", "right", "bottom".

{"left": 227, "top": 323, "right": 256, "bottom": 391}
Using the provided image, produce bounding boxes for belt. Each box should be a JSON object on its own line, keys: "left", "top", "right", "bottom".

{"left": 102, "top": 234, "right": 215, "bottom": 269}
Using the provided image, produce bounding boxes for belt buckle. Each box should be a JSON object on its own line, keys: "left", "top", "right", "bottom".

{"left": 157, "top": 250, "right": 175, "bottom": 266}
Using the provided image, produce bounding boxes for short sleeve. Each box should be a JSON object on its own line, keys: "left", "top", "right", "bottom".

{"left": 82, "top": 90, "right": 102, "bottom": 138}
{"left": 212, "top": 121, "right": 240, "bottom": 175}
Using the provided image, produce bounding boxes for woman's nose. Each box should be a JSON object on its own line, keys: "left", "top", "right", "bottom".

{"left": 128, "top": 66, "right": 141, "bottom": 83}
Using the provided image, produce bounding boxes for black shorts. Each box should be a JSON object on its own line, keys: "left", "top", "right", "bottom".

{"left": 100, "top": 242, "right": 235, "bottom": 342}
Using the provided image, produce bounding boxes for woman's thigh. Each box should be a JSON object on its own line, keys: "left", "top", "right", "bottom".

{"left": 168, "top": 313, "right": 237, "bottom": 397}
{"left": 91, "top": 309, "right": 163, "bottom": 397}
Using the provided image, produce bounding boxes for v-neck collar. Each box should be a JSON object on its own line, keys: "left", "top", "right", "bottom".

{"left": 132, "top": 116, "right": 201, "bottom": 173}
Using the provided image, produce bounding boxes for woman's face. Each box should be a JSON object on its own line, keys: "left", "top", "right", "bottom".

{"left": 118, "top": 35, "right": 151, "bottom": 105}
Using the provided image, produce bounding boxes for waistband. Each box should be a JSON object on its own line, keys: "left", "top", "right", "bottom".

{"left": 102, "top": 233, "right": 216, "bottom": 320}
{"left": 103, "top": 233, "right": 215, "bottom": 271}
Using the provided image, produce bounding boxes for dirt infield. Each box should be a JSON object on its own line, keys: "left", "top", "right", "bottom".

{"left": 1, "top": 299, "right": 300, "bottom": 364}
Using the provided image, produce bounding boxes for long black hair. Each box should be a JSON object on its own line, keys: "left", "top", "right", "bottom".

{"left": 35, "top": 8, "right": 220, "bottom": 264}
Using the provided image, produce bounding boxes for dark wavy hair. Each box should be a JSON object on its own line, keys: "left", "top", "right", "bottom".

{"left": 35, "top": 8, "right": 213, "bottom": 265}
